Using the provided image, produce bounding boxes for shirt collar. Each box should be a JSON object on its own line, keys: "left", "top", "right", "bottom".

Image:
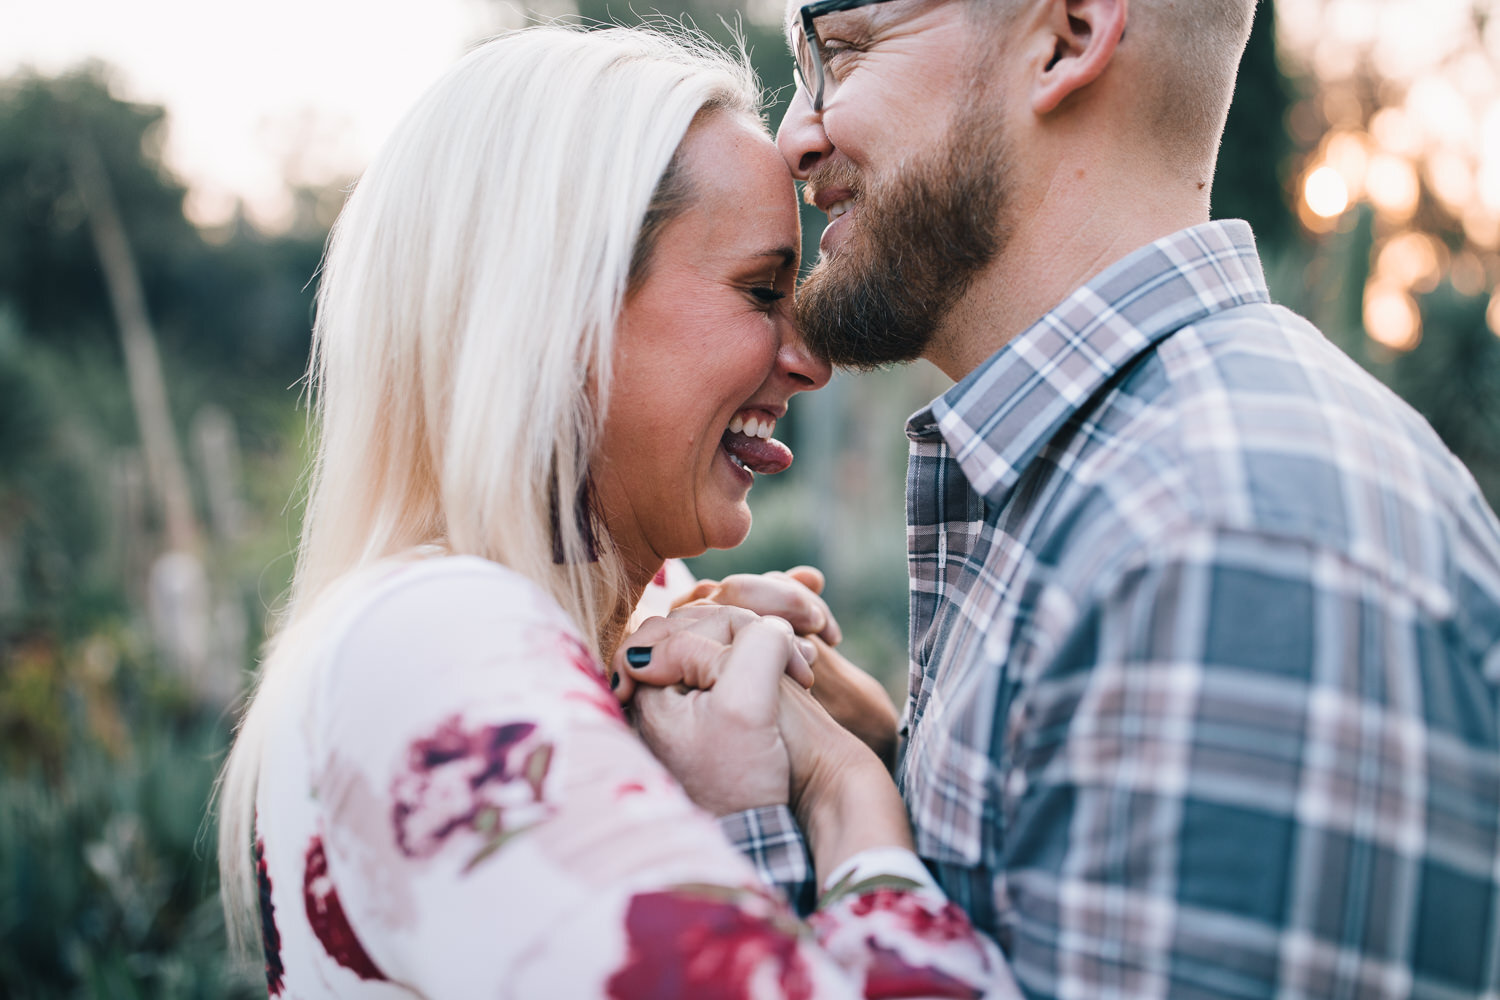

{"left": 906, "top": 220, "right": 1270, "bottom": 504}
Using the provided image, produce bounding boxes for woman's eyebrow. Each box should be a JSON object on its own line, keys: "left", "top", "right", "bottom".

{"left": 758, "top": 246, "right": 798, "bottom": 269}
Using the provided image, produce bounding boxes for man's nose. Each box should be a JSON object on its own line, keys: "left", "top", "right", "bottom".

{"left": 776, "top": 88, "right": 833, "bottom": 180}
{"left": 780, "top": 323, "right": 833, "bottom": 391}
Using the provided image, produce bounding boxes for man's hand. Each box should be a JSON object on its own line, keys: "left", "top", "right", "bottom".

{"left": 674, "top": 566, "right": 842, "bottom": 645}
{"left": 801, "top": 637, "right": 899, "bottom": 769}
{"left": 774, "top": 676, "right": 913, "bottom": 882}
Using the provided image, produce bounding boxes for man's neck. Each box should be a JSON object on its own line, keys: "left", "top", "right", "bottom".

{"left": 925, "top": 168, "right": 1213, "bottom": 382}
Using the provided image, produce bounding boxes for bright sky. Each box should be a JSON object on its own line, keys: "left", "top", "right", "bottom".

{"left": 4, "top": 0, "right": 1497, "bottom": 241}
{"left": 0, "top": 0, "right": 531, "bottom": 229}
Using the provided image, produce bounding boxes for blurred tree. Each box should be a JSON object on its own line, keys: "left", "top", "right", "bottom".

{"left": 1214, "top": 0, "right": 1297, "bottom": 253}
{"left": 0, "top": 65, "right": 323, "bottom": 385}
{"left": 1273, "top": 0, "right": 1500, "bottom": 513}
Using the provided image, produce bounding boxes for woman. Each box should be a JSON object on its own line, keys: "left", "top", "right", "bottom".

{"left": 218, "top": 25, "right": 1005, "bottom": 998}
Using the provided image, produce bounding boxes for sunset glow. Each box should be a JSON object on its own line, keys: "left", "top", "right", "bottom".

{"left": 1281, "top": 0, "right": 1500, "bottom": 353}
{"left": 1304, "top": 165, "right": 1351, "bottom": 219}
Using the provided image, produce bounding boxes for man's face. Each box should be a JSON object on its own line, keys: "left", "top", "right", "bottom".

{"left": 778, "top": 0, "right": 1013, "bottom": 367}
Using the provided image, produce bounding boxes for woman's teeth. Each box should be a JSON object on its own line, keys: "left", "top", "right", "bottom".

{"left": 728, "top": 414, "right": 776, "bottom": 439}
{"left": 827, "top": 199, "right": 854, "bottom": 221}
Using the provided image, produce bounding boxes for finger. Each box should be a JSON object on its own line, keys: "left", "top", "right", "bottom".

{"left": 711, "top": 574, "right": 835, "bottom": 640}
{"left": 612, "top": 606, "right": 757, "bottom": 680}
{"left": 622, "top": 630, "right": 731, "bottom": 691}
{"left": 713, "top": 619, "right": 807, "bottom": 724}
{"left": 784, "top": 565, "right": 825, "bottom": 595}
{"left": 671, "top": 579, "right": 720, "bottom": 609}
{"left": 784, "top": 567, "right": 842, "bottom": 645}
{"left": 747, "top": 615, "right": 816, "bottom": 689}
{"left": 789, "top": 638, "right": 817, "bottom": 689}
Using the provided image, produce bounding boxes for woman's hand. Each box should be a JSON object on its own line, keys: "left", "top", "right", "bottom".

{"left": 621, "top": 610, "right": 812, "bottom": 816}
{"left": 675, "top": 566, "right": 899, "bottom": 767}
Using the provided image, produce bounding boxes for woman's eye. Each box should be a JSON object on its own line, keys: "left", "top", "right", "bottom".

{"left": 750, "top": 286, "right": 788, "bottom": 307}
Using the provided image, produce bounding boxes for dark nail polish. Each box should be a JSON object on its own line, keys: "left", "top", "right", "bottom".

{"left": 625, "top": 646, "right": 652, "bottom": 668}
{"left": 609, "top": 671, "right": 621, "bottom": 690}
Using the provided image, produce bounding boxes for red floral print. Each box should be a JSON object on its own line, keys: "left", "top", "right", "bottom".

{"left": 652, "top": 565, "right": 669, "bottom": 588}
{"left": 608, "top": 889, "right": 814, "bottom": 1000}
{"left": 303, "top": 836, "right": 387, "bottom": 982}
{"left": 846, "top": 890, "right": 982, "bottom": 946}
{"left": 391, "top": 714, "right": 556, "bottom": 864}
{"left": 254, "top": 837, "right": 285, "bottom": 996}
{"left": 556, "top": 631, "right": 626, "bottom": 721}
{"left": 863, "top": 943, "right": 986, "bottom": 1000}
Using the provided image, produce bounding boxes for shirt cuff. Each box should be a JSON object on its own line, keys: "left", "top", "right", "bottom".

{"left": 816, "top": 846, "right": 942, "bottom": 908}
{"left": 718, "top": 805, "right": 817, "bottom": 916}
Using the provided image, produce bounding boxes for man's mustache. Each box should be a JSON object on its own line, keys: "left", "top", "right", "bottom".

{"left": 802, "top": 162, "right": 863, "bottom": 208}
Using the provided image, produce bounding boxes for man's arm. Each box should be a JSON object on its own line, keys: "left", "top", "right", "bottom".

{"left": 1000, "top": 525, "right": 1490, "bottom": 998}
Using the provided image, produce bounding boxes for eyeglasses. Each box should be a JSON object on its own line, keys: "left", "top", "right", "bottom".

{"left": 791, "top": 0, "right": 908, "bottom": 112}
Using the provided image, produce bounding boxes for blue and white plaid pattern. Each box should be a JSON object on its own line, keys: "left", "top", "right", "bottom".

{"left": 728, "top": 220, "right": 1500, "bottom": 997}
{"left": 717, "top": 805, "right": 817, "bottom": 912}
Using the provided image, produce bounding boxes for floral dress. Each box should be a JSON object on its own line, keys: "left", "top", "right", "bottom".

{"left": 253, "top": 555, "right": 1011, "bottom": 998}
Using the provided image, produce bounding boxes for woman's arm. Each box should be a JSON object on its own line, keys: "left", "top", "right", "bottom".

{"left": 302, "top": 560, "right": 1011, "bottom": 998}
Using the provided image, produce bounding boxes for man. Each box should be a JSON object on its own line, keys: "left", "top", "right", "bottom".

{"left": 627, "top": 0, "right": 1500, "bottom": 996}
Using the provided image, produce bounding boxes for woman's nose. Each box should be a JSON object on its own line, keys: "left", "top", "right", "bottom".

{"left": 776, "top": 88, "right": 833, "bottom": 180}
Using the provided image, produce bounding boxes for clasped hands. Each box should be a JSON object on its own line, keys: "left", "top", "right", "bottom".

{"left": 611, "top": 568, "right": 900, "bottom": 830}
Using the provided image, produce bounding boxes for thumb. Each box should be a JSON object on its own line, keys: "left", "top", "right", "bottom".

{"left": 620, "top": 630, "right": 731, "bottom": 692}
{"left": 785, "top": 565, "right": 825, "bottom": 595}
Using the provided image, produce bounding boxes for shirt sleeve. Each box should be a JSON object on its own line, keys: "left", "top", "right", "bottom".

{"left": 303, "top": 560, "right": 1015, "bottom": 998}
{"left": 1001, "top": 526, "right": 1493, "bottom": 999}
{"left": 718, "top": 805, "right": 818, "bottom": 915}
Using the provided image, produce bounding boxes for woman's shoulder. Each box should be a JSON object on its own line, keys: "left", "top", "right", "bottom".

{"left": 297, "top": 554, "right": 614, "bottom": 762}
{"left": 308, "top": 555, "right": 594, "bottom": 706}
{"left": 327, "top": 554, "right": 573, "bottom": 641}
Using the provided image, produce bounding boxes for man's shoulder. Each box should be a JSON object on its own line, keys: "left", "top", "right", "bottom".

{"left": 1032, "top": 300, "right": 1497, "bottom": 595}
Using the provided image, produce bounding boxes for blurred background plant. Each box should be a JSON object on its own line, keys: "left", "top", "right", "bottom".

{"left": 1, "top": 0, "right": 1498, "bottom": 994}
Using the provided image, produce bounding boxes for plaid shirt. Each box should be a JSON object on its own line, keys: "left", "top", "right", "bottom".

{"left": 726, "top": 221, "right": 1500, "bottom": 998}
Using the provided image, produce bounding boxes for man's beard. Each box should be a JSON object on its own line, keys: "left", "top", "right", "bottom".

{"left": 795, "top": 111, "right": 1012, "bottom": 370}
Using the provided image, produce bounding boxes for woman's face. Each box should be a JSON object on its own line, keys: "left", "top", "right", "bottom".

{"left": 596, "top": 112, "right": 831, "bottom": 581}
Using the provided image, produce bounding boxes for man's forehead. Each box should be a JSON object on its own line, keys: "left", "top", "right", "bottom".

{"left": 781, "top": 0, "right": 928, "bottom": 38}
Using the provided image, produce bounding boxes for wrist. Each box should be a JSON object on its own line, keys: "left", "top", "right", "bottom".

{"left": 796, "top": 748, "right": 912, "bottom": 885}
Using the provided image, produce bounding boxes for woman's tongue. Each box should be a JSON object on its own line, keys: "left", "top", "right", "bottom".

{"left": 721, "top": 428, "right": 793, "bottom": 475}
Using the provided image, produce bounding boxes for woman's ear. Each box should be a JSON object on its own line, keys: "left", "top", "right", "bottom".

{"left": 1032, "top": 0, "right": 1128, "bottom": 115}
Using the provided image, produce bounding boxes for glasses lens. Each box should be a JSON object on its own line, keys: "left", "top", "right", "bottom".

{"left": 792, "top": 22, "right": 818, "bottom": 104}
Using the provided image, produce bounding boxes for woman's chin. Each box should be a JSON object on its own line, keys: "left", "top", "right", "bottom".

{"left": 699, "top": 506, "right": 753, "bottom": 554}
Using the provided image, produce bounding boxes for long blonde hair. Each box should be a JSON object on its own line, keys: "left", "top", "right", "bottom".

{"left": 216, "top": 23, "right": 760, "bottom": 956}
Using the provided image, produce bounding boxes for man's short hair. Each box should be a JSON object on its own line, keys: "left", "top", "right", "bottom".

{"left": 964, "top": 0, "right": 1258, "bottom": 168}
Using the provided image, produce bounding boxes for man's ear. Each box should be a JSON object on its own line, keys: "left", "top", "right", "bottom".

{"left": 1032, "top": 0, "right": 1128, "bottom": 115}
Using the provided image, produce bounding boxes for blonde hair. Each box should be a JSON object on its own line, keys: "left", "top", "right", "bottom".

{"left": 216, "top": 23, "right": 759, "bottom": 958}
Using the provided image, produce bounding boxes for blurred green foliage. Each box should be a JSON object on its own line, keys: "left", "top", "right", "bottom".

{"left": 0, "top": 63, "right": 308, "bottom": 997}
{"left": 0, "top": 633, "right": 259, "bottom": 998}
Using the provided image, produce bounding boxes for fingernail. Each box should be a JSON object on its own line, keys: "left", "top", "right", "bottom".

{"left": 625, "top": 646, "right": 652, "bottom": 668}
{"left": 609, "top": 671, "right": 621, "bottom": 689}
{"left": 796, "top": 638, "right": 817, "bottom": 662}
